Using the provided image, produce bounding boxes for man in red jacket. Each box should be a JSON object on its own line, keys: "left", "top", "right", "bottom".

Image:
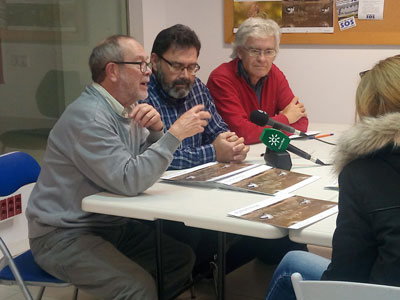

{"left": 208, "top": 17, "right": 308, "bottom": 144}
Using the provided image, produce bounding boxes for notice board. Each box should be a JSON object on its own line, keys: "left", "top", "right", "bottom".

{"left": 224, "top": 0, "right": 400, "bottom": 45}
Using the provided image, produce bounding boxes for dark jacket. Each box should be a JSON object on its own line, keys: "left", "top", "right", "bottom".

{"left": 321, "top": 112, "right": 400, "bottom": 286}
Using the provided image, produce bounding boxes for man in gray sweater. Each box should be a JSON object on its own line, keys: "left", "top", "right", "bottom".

{"left": 26, "top": 35, "right": 211, "bottom": 300}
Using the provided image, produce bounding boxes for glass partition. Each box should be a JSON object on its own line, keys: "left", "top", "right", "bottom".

{"left": 0, "top": 0, "right": 128, "bottom": 164}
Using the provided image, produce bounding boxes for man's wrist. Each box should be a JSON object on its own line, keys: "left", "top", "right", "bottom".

{"left": 168, "top": 127, "right": 184, "bottom": 141}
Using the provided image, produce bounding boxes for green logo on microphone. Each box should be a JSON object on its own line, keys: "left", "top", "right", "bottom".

{"left": 260, "top": 128, "right": 290, "bottom": 152}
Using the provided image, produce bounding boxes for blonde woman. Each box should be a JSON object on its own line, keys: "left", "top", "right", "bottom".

{"left": 265, "top": 54, "right": 400, "bottom": 300}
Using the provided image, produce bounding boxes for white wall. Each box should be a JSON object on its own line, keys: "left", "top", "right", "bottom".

{"left": 130, "top": 0, "right": 400, "bottom": 125}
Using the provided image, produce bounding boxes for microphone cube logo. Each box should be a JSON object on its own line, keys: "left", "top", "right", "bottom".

{"left": 269, "top": 134, "right": 280, "bottom": 146}
{"left": 260, "top": 128, "right": 290, "bottom": 152}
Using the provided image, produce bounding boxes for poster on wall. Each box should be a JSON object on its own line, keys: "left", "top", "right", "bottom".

{"left": 336, "top": 0, "right": 358, "bottom": 31}
{"left": 358, "top": 0, "right": 384, "bottom": 20}
{"left": 233, "top": 0, "right": 282, "bottom": 32}
{"left": 336, "top": 0, "right": 384, "bottom": 31}
{"left": 233, "top": 0, "right": 334, "bottom": 33}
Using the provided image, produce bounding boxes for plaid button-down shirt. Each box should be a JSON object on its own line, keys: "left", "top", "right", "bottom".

{"left": 142, "top": 74, "right": 228, "bottom": 170}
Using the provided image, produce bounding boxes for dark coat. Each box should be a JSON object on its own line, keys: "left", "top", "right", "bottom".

{"left": 321, "top": 112, "right": 400, "bottom": 286}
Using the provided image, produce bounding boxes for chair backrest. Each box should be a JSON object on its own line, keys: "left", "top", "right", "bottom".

{"left": 291, "top": 272, "right": 400, "bottom": 300}
{"left": 0, "top": 152, "right": 78, "bottom": 300}
{"left": 0, "top": 152, "right": 41, "bottom": 197}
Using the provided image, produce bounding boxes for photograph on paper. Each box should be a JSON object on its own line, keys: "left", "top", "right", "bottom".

{"left": 229, "top": 194, "right": 338, "bottom": 229}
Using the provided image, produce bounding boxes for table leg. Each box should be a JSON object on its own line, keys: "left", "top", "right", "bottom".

{"left": 155, "top": 219, "right": 164, "bottom": 300}
{"left": 217, "top": 231, "right": 226, "bottom": 300}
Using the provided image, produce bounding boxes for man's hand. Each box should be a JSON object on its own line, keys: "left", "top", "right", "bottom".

{"left": 213, "top": 132, "right": 249, "bottom": 163}
{"left": 169, "top": 105, "right": 211, "bottom": 141}
{"left": 279, "top": 96, "right": 307, "bottom": 124}
{"left": 129, "top": 103, "right": 163, "bottom": 132}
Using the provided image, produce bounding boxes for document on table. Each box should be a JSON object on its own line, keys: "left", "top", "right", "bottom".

{"left": 161, "top": 162, "right": 319, "bottom": 196}
{"left": 324, "top": 179, "right": 339, "bottom": 191}
{"left": 290, "top": 130, "right": 321, "bottom": 139}
{"left": 228, "top": 194, "right": 338, "bottom": 229}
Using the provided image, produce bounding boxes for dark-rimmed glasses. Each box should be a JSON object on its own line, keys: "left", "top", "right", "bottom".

{"left": 243, "top": 47, "right": 276, "bottom": 58}
{"left": 104, "top": 61, "right": 152, "bottom": 74}
{"left": 159, "top": 55, "right": 200, "bottom": 75}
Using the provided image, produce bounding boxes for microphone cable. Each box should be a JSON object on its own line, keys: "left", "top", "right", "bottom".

{"left": 313, "top": 137, "right": 336, "bottom": 146}
{"left": 305, "top": 137, "right": 335, "bottom": 165}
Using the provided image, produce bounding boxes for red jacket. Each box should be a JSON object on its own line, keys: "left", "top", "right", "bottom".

{"left": 207, "top": 58, "right": 308, "bottom": 144}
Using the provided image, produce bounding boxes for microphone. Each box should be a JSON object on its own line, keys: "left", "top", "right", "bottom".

{"left": 260, "top": 128, "right": 326, "bottom": 167}
{"left": 250, "top": 110, "right": 308, "bottom": 137}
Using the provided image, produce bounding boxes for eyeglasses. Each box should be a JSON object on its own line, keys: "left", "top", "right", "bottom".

{"left": 243, "top": 47, "right": 276, "bottom": 58}
{"left": 104, "top": 61, "right": 153, "bottom": 74}
{"left": 359, "top": 70, "right": 369, "bottom": 78}
{"left": 159, "top": 55, "right": 200, "bottom": 75}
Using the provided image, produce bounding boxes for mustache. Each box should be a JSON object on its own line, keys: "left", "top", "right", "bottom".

{"left": 171, "top": 78, "right": 191, "bottom": 87}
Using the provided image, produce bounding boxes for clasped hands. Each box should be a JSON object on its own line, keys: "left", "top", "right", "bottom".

{"left": 213, "top": 131, "right": 249, "bottom": 164}
{"left": 168, "top": 105, "right": 249, "bottom": 164}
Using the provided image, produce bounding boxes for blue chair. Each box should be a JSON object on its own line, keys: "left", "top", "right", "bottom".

{"left": 0, "top": 152, "right": 78, "bottom": 300}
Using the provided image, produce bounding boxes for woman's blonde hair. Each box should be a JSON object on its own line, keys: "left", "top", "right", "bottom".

{"left": 356, "top": 54, "right": 400, "bottom": 119}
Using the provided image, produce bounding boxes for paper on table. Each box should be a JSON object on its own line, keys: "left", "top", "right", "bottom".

{"left": 289, "top": 130, "right": 321, "bottom": 139}
{"left": 228, "top": 194, "right": 338, "bottom": 229}
{"left": 324, "top": 179, "right": 339, "bottom": 191}
{"left": 218, "top": 167, "right": 319, "bottom": 195}
{"left": 161, "top": 162, "right": 258, "bottom": 182}
{"left": 162, "top": 162, "right": 320, "bottom": 196}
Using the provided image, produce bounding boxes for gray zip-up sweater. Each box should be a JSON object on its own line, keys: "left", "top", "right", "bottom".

{"left": 26, "top": 85, "right": 180, "bottom": 238}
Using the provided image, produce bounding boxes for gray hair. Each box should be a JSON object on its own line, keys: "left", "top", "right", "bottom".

{"left": 231, "top": 17, "right": 281, "bottom": 59}
{"left": 89, "top": 35, "right": 134, "bottom": 83}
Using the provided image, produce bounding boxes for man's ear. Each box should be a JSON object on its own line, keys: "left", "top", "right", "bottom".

{"left": 150, "top": 53, "right": 159, "bottom": 72}
{"left": 237, "top": 47, "right": 243, "bottom": 60}
{"left": 105, "top": 62, "right": 119, "bottom": 82}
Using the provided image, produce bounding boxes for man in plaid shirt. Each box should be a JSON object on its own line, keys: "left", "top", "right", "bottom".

{"left": 142, "top": 24, "right": 249, "bottom": 170}
{"left": 142, "top": 24, "right": 307, "bottom": 278}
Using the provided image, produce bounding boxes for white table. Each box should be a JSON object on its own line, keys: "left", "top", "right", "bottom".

{"left": 82, "top": 123, "right": 349, "bottom": 299}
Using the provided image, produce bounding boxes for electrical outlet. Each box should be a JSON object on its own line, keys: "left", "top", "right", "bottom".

{"left": 0, "top": 199, "right": 7, "bottom": 220}
{"left": 7, "top": 196, "right": 15, "bottom": 217}
{"left": 15, "top": 194, "right": 22, "bottom": 215}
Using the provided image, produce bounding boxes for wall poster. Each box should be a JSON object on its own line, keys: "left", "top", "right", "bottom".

{"left": 233, "top": 0, "right": 334, "bottom": 33}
